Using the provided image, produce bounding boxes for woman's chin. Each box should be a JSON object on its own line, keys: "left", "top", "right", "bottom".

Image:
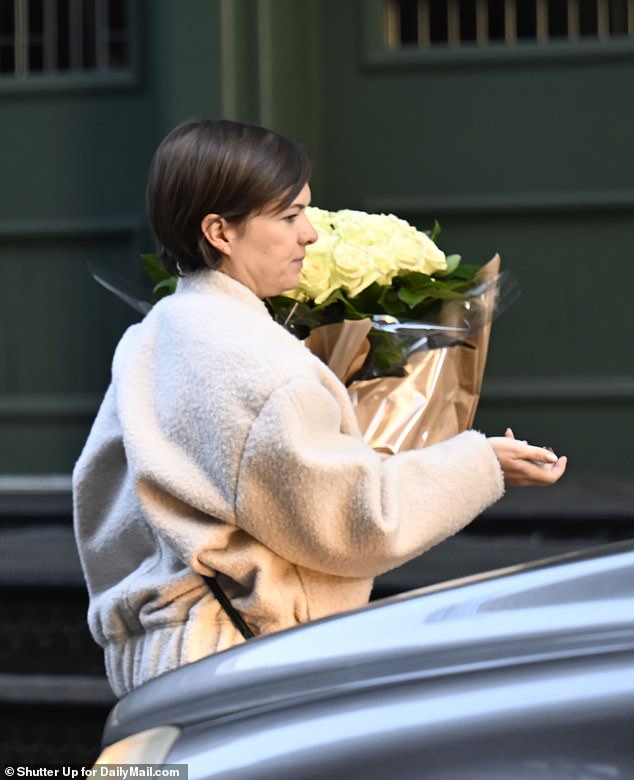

{"left": 264, "top": 282, "right": 298, "bottom": 298}
{"left": 281, "top": 271, "right": 302, "bottom": 295}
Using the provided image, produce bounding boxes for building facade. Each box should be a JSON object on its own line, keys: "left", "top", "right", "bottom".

{"left": 1, "top": 0, "right": 633, "bottom": 478}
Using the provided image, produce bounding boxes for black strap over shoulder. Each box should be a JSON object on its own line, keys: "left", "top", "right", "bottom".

{"left": 204, "top": 575, "right": 255, "bottom": 640}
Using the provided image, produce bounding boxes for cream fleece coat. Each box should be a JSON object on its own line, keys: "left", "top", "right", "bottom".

{"left": 73, "top": 269, "right": 504, "bottom": 697}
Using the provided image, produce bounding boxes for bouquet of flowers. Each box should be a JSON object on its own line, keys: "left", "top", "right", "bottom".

{"left": 264, "top": 208, "right": 514, "bottom": 453}
{"left": 107, "top": 208, "right": 516, "bottom": 454}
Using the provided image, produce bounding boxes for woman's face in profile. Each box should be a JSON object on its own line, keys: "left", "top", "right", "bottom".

{"left": 215, "top": 184, "right": 318, "bottom": 298}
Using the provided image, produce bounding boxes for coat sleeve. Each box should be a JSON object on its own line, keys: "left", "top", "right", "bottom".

{"left": 235, "top": 376, "right": 504, "bottom": 578}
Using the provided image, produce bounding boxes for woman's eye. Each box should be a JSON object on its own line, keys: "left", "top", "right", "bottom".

{"left": 284, "top": 214, "right": 298, "bottom": 223}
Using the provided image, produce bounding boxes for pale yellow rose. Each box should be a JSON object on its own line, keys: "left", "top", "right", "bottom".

{"left": 305, "top": 206, "right": 335, "bottom": 232}
{"left": 332, "top": 241, "right": 383, "bottom": 298}
{"left": 386, "top": 232, "right": 423, "bottom": 271}
{"left": 413, "top": 232, "right": 447, "bottom": 276}
{"left": 334, "top": 209, "right": 447, "bottom": 282}
{"left": 332, "top": 210, "right": 391, "bottom": 248}
{"left": 363, "top": 244, "right": 397, "bottom": 287}
{"left": 283, "top": 206, "right": 448, "bottom": 303}
{"left": 289, "top": 213, "right": 338, "bottom": 303}
{"left": 332, "top": 211, "right": 398, "bottom": 291}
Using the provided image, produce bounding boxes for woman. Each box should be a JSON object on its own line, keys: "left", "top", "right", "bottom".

{"left": 73, "top": 119, "right": 566, "bottom": 698}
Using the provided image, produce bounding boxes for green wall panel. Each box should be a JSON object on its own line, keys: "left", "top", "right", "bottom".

{"left": 0, "top": 232, "right": 144, "bottom": 395}
{"left": 474, "top": 403, "right": 634, "bottom": 480}
{"left": 0, "top": 0, "right": 226, "bottom": 474}
{"left": 146, "top": 0, "right": 223, "bottom": 136}
{"left": 2, "top": 0, "right": 632, "bottom": 480}
{"left": 363, "top": 210, "right": 634, "bottom": 380}
{"left": 314, "top": 0, "right": 634, "bottom": 478}
{"left": 0, "top": 96, "right": 153, "bottom": 220}
{"left": 319, "top": 3, "right": 634, "bottom": 205}
{"left": 0, "top": 413, "right": 99, "bottom": 474}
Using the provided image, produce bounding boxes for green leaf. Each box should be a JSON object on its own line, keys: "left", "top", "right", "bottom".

{"left": 398, "top": 271, "right": 437, "bottom": 291}
{"left": 396, "top": 273, "right": 437, "bottom": 308}
{"left": 429, "top": 220, "right": 442, "bottom": 243}
{"left": 311, "top": 288, "right": 346, "bottom": 311}
{"left": 434, "top": 253, "right": 462, "bottom": 277}
{"left": 312, "top": 289, "right": 355, "bottom": 316}
{"left": 365, "top": 329, "right": 409, "bottom": 374}
{"left": 312, "top": 287, "right": 379, "bottom": 320}
{"left": 266, "top": 296, "right": 324, "bottom": 337}
{"left": 398, "top": 286, "right": 425, "bottom": 309}
{"left": 414, "top": 286, "right": 468, "bottom": 303}
{"left": 378, "top": 286, "right": 409, "bottom": 317}
{"left": 151, "top": 276, "right": 177, "bottom": 303}
{"left": 347, "top": 282, "right": 384, "bottom": 314}
{"left": 141, "top": 253, "right": 172, "bottom": 284}
{"left": 443, "top": 262, "right": 479, "bottom": 282}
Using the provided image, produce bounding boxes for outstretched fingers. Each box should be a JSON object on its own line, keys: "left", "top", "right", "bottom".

{"left": 488, "top": 433, "right": 567, "bottom": 487}
{"left": 514, "top": 455, "right": 568, "bottom": 486}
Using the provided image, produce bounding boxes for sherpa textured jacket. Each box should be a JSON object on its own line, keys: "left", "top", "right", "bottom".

{"left": 73, "top": 269, "right": 505, "bottom": 697}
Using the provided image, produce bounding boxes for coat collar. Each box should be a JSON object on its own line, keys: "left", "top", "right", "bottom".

{"left": 175, "top": 269, "right": 270, "bottom": 317}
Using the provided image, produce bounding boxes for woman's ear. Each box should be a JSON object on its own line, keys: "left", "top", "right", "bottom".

{"left": 201, "top": 214, "right": 232, "bottom": 255}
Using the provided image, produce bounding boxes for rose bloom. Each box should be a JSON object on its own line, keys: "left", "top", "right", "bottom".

{"left": 284, "top": 206, "right": 448, "bottom": 303}
{"left": 332, "top": 241, "right": 383, "bottom": 298}
{"left": 293, "top": 238, "right": 338, "bottom": 303}
{"left": 305, "top": 206, "right": 335, "bottom": 233}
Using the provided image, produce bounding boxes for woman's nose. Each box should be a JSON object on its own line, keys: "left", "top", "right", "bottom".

{"left": 302, "top": 217, "right": 318, "bottom": 246}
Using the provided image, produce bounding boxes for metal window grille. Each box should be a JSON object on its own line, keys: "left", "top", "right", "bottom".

{"left": 0, "top": 0, "right": 129, "bottom": 77}
{"left": 384, "top": 0, "right": 634, "bottom": 48}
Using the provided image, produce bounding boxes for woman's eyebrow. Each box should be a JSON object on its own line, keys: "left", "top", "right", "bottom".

{"left": 273, "top": 194, "right": 311, "bottom": 215}
{"left": 289, "top": 198, "right": 312, "bottom": 211}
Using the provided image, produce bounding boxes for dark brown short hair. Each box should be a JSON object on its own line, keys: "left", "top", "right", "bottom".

{"left": 146, "top": 119, "right": 312, "bottom": 275}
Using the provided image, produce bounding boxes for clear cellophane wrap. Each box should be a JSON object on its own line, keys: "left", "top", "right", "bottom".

{"left": 304, "top": 255, "right": 502, "bottom": 455}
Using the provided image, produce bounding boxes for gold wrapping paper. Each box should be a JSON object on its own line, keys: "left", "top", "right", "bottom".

{"left": 305, "top": 255, "right": 501, "bottom": 454}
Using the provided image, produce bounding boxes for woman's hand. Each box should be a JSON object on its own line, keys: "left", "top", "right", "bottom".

{"left": 488, "top": 428, "right": 567, "bottom": 487}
